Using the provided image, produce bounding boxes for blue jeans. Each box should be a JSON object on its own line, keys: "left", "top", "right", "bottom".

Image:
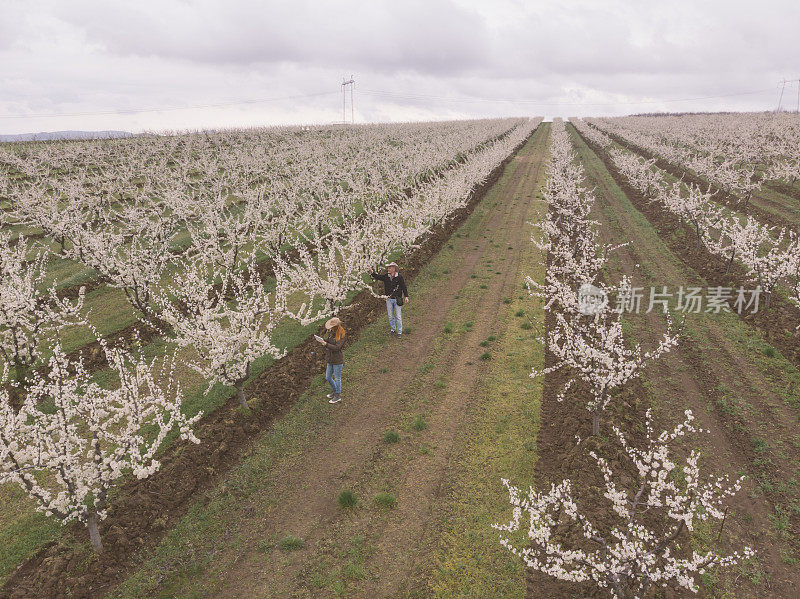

{"left": 325, "top": 363, "right": 342, "bottom": 395}
{"left": 386, "top": 298, "right": 403, "bottom": 334}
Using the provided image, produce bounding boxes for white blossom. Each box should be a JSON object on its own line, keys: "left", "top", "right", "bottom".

{"left": 0, "top": 335, "right": 200, "bottom": 552}
{"left": 495, "top": 410, "right": 753, "bottom": 599}
{"left": 0, "top": 233, "right": 85, "bottom": 384}
{"left": 156, "top": 257, "right": 286, "bottom": 409}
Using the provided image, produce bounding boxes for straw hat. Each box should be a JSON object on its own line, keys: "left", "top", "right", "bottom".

{"left": 386, "top": 262, "right": 399, "bottom": 269}
{"left": 325, "top": 317, "right": 342, "bottom": 330}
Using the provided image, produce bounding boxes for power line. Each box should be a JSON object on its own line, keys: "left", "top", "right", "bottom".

{"left": 0, "top": 91, "right": 338, "bottom": 119}
{"left": 341, "top": 76, "right": 355, "bottom": 124}
{"left": 776, "top": 78, "right": 800, "bottom": 113}
{"left": 359, "top": 87, "right": 774, "bottom": 107}
{"left": 0, "top": 84, "right": 779, "bottom": 123}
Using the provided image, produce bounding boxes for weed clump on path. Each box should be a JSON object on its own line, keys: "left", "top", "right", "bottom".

{"left": 383, "top": 430, "right": 400, "bottom": 443}
{"left": 278, "top": 536, "right": 305, "bottom": 551}
{"left": 338, "top": 490, "right": 358, "bottom": 509}
{"left": 374, "top": 493, "right": 397, "bottom": 509}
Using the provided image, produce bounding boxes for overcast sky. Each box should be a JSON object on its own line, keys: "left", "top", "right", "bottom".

{"left": 1, "top": 0, "right": 799, "bottom": 134}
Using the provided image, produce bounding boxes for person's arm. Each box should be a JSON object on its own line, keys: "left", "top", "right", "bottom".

{"left": 326, "top": 334, "right": 345, "bottom": 351}
{"left": 399, "top": 275, "right": 409, "bottom": 299}
{"left": 371, "top": 271, "right": 389, "bottom": 283}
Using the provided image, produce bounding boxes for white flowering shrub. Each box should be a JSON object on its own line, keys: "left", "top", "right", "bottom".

{"left": 185, "top": 191, "right": 267, "bottom": 275}
{"left": 527, "top": 119, "right": 615, "bottom": 313}
{"left": 533, "top": 277, "right": 678, "bottom": 435}
{"left": 275, "top": 224, "right": 387, "bottom": 323}
{"left": 528, "top": 123, "right": 678, "bottom": 435}
{"left": 719, "top": 223, "right": 798, "bottom": 309}
{"left": 766, "top": 155, "right": 800, "bottom": 187}
{"left": 0, "top": 233, "right": 85, "bottom": 384}
{"left": 13, "top": 186, "right": 84, "bottom": 255}
{"left": 157, "top": 257, "right": 286, "bottom": 409}
{"left": 69, "top": 205, "right": 178, "bottom": 317}
{"left": 495, "top": 410, "right": 753, "bottom": 599}
{"left": 0, "top": 337, "right": 200, "bottom": 552}
{"left": 791, "top": 279, "right": 800, "bottom": 331}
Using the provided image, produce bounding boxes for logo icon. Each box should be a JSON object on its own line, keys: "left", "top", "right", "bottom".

{"left": 577, "top": 283, "right": 608, "bottom": 315}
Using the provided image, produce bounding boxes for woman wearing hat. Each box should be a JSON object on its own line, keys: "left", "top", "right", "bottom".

{"left": 319, "top": 317, "right": 346, "bottom": 404}
{"left": 370, "top": 262, "right": 410, "bottom": 337}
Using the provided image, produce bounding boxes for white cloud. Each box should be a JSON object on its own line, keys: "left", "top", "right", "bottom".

{"left": 0, "top": 0, "right": 798, "bottom": 133}
{"left": 55, "top": 0, "right": 491, "bottom": 73}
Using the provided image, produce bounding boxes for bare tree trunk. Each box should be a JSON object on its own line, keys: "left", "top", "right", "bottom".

{"left": 725, "top": 250, "right": 736, "bottom": 274}
{"left": 592, "top": 389, "right": 606, "bottom": 436}
{"left": 236, "top": 382, "right": 248, "bottom": 409}
{"left": 609, "top": 575, "right": 634, "bottom": 599}
{"left": 87, "top": 513, "right": 103, "bottom": 553}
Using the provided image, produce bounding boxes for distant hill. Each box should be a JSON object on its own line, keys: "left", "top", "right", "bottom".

{"left": 0, "top": 130, "right": 135, "bottom": 143}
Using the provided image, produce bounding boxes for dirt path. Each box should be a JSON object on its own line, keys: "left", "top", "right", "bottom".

{"left": 157, "top": 126, "right": 550, "bottom": 598}
{"left": 356, "top": 137, "right": 549, "bottom": 597}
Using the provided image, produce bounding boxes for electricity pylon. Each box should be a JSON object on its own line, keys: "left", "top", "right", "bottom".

{"left": 342, "top": 76, "right": 355, "bottom": 124}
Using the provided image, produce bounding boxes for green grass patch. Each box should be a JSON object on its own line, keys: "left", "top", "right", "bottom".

{"left": 278, "top": 535, "right": 305, "bottom": 551}
{"left": 382, "top": 430, "right": 400, "bottom": 444}
{"left": 337, "top": 490, "right": 358, "bottom": 509}
{"left": 373, "top": 493, "right": 397, "bottom": 509}
{"left": 428, "top": 123, "right": 548, "bottom": 596}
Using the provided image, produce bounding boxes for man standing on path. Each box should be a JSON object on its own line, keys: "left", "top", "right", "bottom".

{"left": 370, "top": 262, "right": 410, "bottom": 337}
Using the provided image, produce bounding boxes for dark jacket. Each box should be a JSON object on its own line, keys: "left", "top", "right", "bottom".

{"left": 370, "top": 271, "right": 409, "bottom": 300}
{"left": 324, "top": 330, "right": 345, "bottom": 365}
